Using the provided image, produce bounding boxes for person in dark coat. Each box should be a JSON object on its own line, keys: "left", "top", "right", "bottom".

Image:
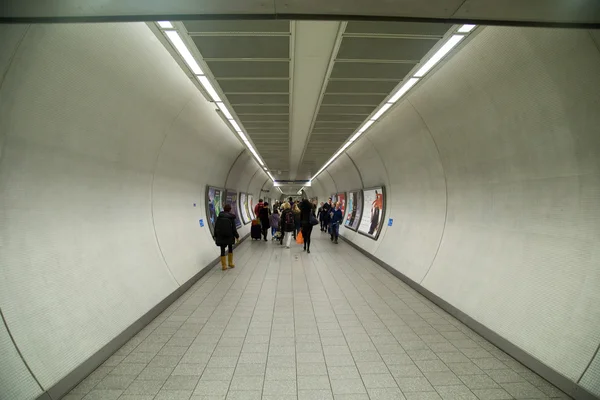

{"left": 300, "top": 199, "right": 316, "bottom": 253}
{"left": 279, "top": 202, "right": 295, "bottom": 248}
{"left": 214, "top": 204, "right": 239, "bottom": 270}
{"left": 330, "top": 202, "right": 343, "bottom": 244}
{"left": 321, "top": 198, "right": 332, "bottom": 232}
{"left": 258, "top": 201, "right": 271, "bottom": 242}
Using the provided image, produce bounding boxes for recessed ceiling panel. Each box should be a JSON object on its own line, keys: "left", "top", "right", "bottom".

{"left": 239, "top": 114, "right": 289, "bottom": 122}
{"left": 234, "top": 105, "right": 289, "bottom": 114}
{"left": 330, "top": 62, "right": 416, "bottom": 79}
{"left": 228, "top": 94, "right": 289, "bottom": 104}
{"left": 192, "top": 36, "right": 290, "bottom": 59}
{"left": 316, "top": 114, "right": 366, "bottom": 122}
{"left": 337, "top": 37, "right": 440, "bottom": 61}
{"left": 322, "top": 94, "right": 386, "bottom": 105}
{"left": 324, "top": 80, "right": 398, "bottom": 94}
{"left": 184, "top": 20, "right": 290, "bottom": 33}
{"left": 314, "top": 121, "right": 361, "bottom": 130}
{"left": 218, "top": 79, "right": 289, "bottom": 93}
{"left": 345, "top": 21, "right": 452, "bottom": 36}
{"left": 206, "top": 61, "right": 289, "bottom": 78}
{"left": 312, "top": 128, "right": 356, "bottom": 134}
{"left": 318, "top": 105, "right": 375, "bottom": 115}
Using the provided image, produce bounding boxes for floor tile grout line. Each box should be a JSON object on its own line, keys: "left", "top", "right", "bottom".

{"left": 137, "top": 241, "right": 262, "bottom": 398}
{"left": 299, "top": 244, "right": 336, "bottom": 397}
{"left": 307, "top": 238, "right": 373, "bottom": 399}
{"left": 224, "top": 242, "right": 275, "bottom": 399}
{"left": 187, "top": 240, "right": 269, "bottom": 398}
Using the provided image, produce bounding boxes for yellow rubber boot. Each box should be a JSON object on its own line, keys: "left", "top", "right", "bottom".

{"left": 220, "top": 256, "right": 227, "bottom": 271}
{"left": 228, "top": 253, "right": 235, "bottom": 268}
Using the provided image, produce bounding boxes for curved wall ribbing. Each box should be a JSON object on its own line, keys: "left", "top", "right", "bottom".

{"left": 318, "top": 27, "right": 600, "bottom": 396}
{"left": 0, "top": 22, "right": 269, "bottom": 398}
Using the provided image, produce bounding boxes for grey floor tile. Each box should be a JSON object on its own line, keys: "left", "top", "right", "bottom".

{"left": 123, "top": 352, "right": 156, "bottom": 364}
{"left": 118, "top": 395, "right": 155, "bottom": 400}
{"left": 360, "top": 373, "right": 398, "bottom": 389}
{"left": 330, "top": 379, "right": 367, "bottom": 394}
{"left": 381, "top": 353, "right": 414, "bottom": 365}
{"left": 262, "top": 396, "right": 298, "bottom": 400}
{"left": 154, "top": 389, "right": 194, "bottom": 400}
{"left": 150, "top": 355, "right": 183, "bottom": 369}
{"left": 408, "top": 350, "right": 440, "bottom": 361}
{"left": 333, "top": 395, "right": 369, "bottom": 400}
{"left": 110, "top": 363, "right": 147, "bottom": 376}
{"left": 266, "top": 366, "right": 296, "bottom": 380}
{"left": 298, "top": 352, "right": 327, "bottom": 364}
{"left": 501, "top": 382, "right": 547, "bottom": 398}
{"left": 448, "top": 363, "right": 484, "bottom": 376}
{"left": 225, "top": 391, "right": 261, "bottom": 400}
{"left": 172, "top": 363, "right": 206, "bottom": 376}
{"left": 137, "top": 367, "right": 173, "bottom": 381}
{"left": 352, "top": 351, "right": 383, "bottom": 362}
{"left": 423, "top": 371, "right": 462, "bottom": 386}
{"left": 436, "top": 353, "right": 471, "bottom": 364}
{"left": 416, "top": 360, "right": 450, "bottom": 373}
{"left": 122, "top": 380, "right": 164, "bottom": 395}
{"left": 233, "top": 363, "right": 265, "bottom": 376}
{"left": 163, "top": 375, "right": 200, "bottom": 390}
{"left": 459, "top": 375, "right": 500, "bottom": 390}
{"left": 298, "top": 375, "right": 331, "bottom": 390}
{"left": 434, "top": 385, "right": 478, "bottom": 400}
{"left": 298, "top": 389, "right": 334, "bottom": 400}
{"left": 298, "top": 362, "right": 328, "bottom": 376}
{"left": 471, "top": 388, "right": 513, "bottom": 400}
{"left": 404, "top": 392, "right": 442, "bottom": 400}
{"left": 327, "top": 366, "right": 361, "bottom": 380}
{"left": 356, "top": 361, "right": 388, "bottom": 374}
{"left": 194, "top": 380, "right": 230, "bottom": 396}
{"left": 396, "top": 377, "right": 435, "bottom": 392}
{"left": 95, "top": 374, "right": 136, "bottom": 390}
{"left": 486, "top": 370, "right": 526, "bottom": 384}
{"left": 472, "top": 358, "right": 508, "bottom": 371}
{"left": 229, "top": 375, "right": 264, "bottom": 391}
{"left": 62, "top": 395, "right": 85, "bottom": 400}
{"left": 368, "top": 387, "right": 407, "bottom": 400}
{"left": 207, "top": 357, "right": 238, "bottom": 368}
{"left": 263, "top": 379, "right": 297, "bottom": 395}
{"left": 388, "top": 364, "right": 424, "bottom": 378}
{"left": 201, "top": 367, "right": 235, "bottom": 381}
{"left": 82, "top": 389, "right": 123, "bottom": 400}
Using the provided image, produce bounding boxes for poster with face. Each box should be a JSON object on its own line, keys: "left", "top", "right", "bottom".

{"left": 336, "top": 193, "right": 346, "bottom": 216}
{"left": 358, "top": 187, "right": 384, "bottom": 240}
{"left": 344, "top": 190, "right": 363, "bottom": 231}
{"left": 248, "top": 195, "right": 255, "bottom": 220}
{"left": 206, "top": 186, "right": 225, "bottom": 236}
{"left": 226, "top": 190, "right": 242, "bottom": 228}
{"left": 239, "top": 193, "right": 250, "bottom": 224}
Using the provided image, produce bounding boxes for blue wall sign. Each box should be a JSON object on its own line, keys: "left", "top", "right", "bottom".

{"left": 199, "top": 219, "right": 204, "bottom": 227}
{"left": 388, "top": 218, "right": 393, "bottom": 227}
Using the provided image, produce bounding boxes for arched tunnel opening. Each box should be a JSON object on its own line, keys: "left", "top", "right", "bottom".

{"left": 1, "top": 6, "right": 599, "bottom": 400}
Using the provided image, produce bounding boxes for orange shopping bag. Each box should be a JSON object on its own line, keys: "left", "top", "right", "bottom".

{"left": 296, "top": 231, "right": 303, "bottom": 244}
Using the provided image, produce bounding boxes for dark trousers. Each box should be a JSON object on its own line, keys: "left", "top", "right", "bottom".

{"left": 220, "top": 244, "right": 233, "bottom": 256}
{"left": 302, "top": 225, "right": 313, "bottom": 250}
{"left": 261, "top": 225, "right": 269, "bottom": 240}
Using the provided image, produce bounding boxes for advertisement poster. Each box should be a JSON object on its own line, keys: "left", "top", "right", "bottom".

{"left": 344, "top": 190, "right": 363, "bottom": 231}
{"left": 248, "top": 195, "right": 255, "bottom": 220}
{"left": 336, "top": 192, "right": 346, "bottom": 216}
{"left": 358, "top": 187, "right": 385, "bottom": 240}
{"left": 206, "top": 186, "right": 225, "bottom": 236}
{"left": 239, "top": 193, "right": 250, "bottom": 225}
{"left": 226, "top": 190, "right": 242, "bottom": 228}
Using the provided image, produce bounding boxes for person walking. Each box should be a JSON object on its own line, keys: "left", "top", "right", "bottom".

{"left": 293, "top": 203, "right": 301, "bottom": 239}
{"left": 269, "top": 209, "right": 280, "bottom": 240}
{"left": 214, "top": 204, "right": 240, "bottom": 270}
{"left": 279, "top": 202, "right": 295, "bottom": 248}
{"left": 321, "top": 198, "right": 332, "bottom": 233}
{"left": 254, "top": 198, "right": 264, "bottom": 218}
{"left": 330, "top": 201, "right": 343, "bottom": 244}
{"left": 258, "top": 201, "right": 271, "bottom": 242}
{"left": 300, "top": 199, "right": 316, "bottom": 253}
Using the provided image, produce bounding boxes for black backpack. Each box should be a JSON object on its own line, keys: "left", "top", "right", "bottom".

{"left": 214, "top": 216, "right": 233, "bottom": 242}
{"left": 284, "top": 210, "right": 294, "bottom": 228}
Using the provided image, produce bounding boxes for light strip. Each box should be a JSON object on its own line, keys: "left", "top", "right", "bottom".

{"left": 164, "top": 30, "right": 203, "bottom": 75}
{"left": 197, "top": 76, "right": 222, "bottom": 102}
{"left": 458, "top": 24, "right": 476, "bottom": 33}
{"left": 414, "top": 35, "right": 465, "bottom": 78}
{"left": 157, "top": 21, "right": 173, "bottom": 29}
{"left": 229, "top": 120, "right": 242, "bottom": 133}
{"left": 371, "top": 103, "right": 393, "bottom": 120}
{"left": 350, "top": 120, "right": 375, "bottom": 142}
{"left": 389, "top": 78, "right": 419, "bottom": 103}
{"left": 217, "top": 102, "right": 233, "bottom": 120}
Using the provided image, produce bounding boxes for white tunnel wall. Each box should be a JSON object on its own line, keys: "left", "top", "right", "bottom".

{"left": 0, "top": 22, "right": 265, "bottom": 397}
{"left": 319, "top": 26, "right": 600, "bottom": 395}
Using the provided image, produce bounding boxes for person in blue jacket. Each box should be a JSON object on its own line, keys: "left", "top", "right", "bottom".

{"left": 330, "top": 201, "right": 343, "bottom": 244}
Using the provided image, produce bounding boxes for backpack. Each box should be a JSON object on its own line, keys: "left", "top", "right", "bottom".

{"left": 284, "top": 210, "right": 294, "bottom": 227}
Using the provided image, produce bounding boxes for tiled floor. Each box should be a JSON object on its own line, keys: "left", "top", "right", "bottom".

{"left": 65, "top": 233, "right": 569, "bottom": 400}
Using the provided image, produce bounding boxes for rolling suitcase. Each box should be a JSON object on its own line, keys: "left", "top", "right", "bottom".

{"left": 251, "top": 224, "right": 262, "bottom": 240}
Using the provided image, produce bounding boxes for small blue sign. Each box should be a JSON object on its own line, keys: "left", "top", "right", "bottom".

{"left": 388, "top": 218, "right": 393, "bottom": 227}
{"left": 193, "top": 203, "right": 197, "bottom": 207}
{"left": 199, "top": 219, "right": 204, "bottom": 227}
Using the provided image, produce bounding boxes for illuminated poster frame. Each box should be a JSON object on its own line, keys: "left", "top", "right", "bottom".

{"left": 344, "top": 190, "right": 363, "bottom": 232}
{"left": 357, "top": 186, "right": 386, "bottom": 241}
{"left": 225, "top": 189, "right": 242, "bottom": 228}
{"left": 239, "top": 192, "right": 250, "bottom": 225}
{"left": 205, "top": 185, "right": 225, "bottom": 237}
{"left": 336, "top": 192, "right": 346, "bottom": 220}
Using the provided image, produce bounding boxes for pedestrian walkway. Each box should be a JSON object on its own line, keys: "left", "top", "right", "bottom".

{"left": 67, "top": 233, "right": 568, "bottom": 400}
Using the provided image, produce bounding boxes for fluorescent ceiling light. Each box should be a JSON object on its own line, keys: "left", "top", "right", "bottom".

{"left": 229, "top": 119, "right": 242, "bottom": 132}
{"left": 458, "top": 24, "right": 476, "bottom": 33}
{"left": 217, "top": 102, "right": 233, "bottom": 120}
{"left": 197, "top": 76, "right": 222, "bottom": 102}
{"left": 414, "top": 35, "right": 465, "bottom": 78}
{"left": 389, "top": 78, "right": 419, "bottom": 103}
{"left": 350, "top": 120, "right": 375, "bottom": 142}
{"left": 247, "top": 145, "right": 264, "bottom": 166}
{"left": 164, "top": 30, "right": 203, "bottom": 75}
{"left": 157, "top": 21, "right": 173, "bottom": 29}
{"left": 371, "top": 103, "right": 393, "bottom": 121}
